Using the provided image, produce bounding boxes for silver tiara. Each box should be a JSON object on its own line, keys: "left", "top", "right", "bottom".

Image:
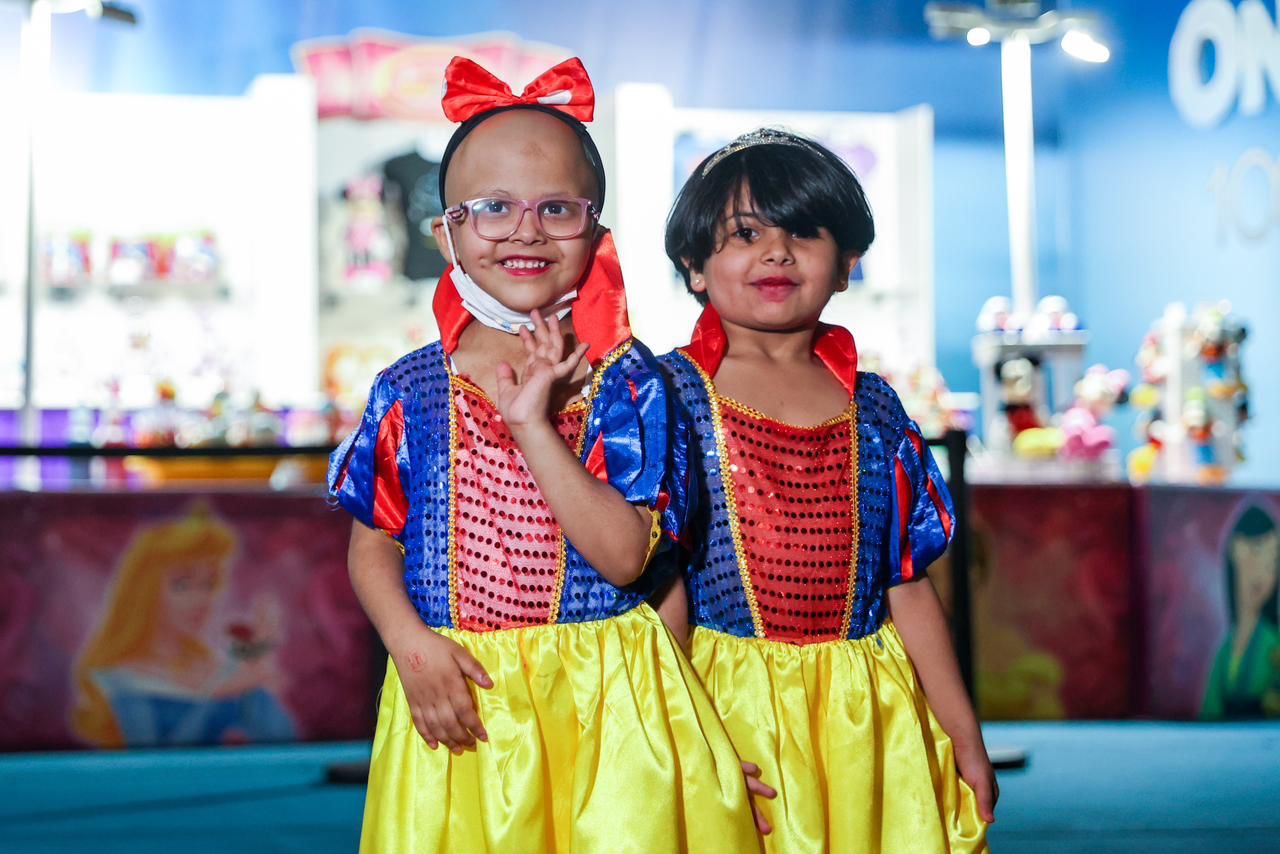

{"left": 700, "top": 128, "right": 814, "bottom": 177}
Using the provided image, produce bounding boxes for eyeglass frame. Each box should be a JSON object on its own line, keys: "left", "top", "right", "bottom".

{"left": 443, "top": 195, "right": 600, "bottom": 241}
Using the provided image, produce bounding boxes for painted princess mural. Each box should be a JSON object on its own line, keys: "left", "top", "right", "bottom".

{"left": 1201, "top": 505, "right": 1280, "bottom": 719}
{"left": 70, "top": 505, "right": 296, "bottom": 748}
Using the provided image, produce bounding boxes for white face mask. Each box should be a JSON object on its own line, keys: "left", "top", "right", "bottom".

{"left": 442, "top": 219, "right": 577, "bottom": 334}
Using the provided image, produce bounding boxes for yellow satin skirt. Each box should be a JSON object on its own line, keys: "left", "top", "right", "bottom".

{"left": 691, "top": 621, "right": 989, "bottom": 854}
{"left": 360, "top": 603, "right": 761, "bottom": 853}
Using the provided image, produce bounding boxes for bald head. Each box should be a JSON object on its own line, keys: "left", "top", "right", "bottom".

{"left": 441, "top": 109, "right": 602, "bottom": 209}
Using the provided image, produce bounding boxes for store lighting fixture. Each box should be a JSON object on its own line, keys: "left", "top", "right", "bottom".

{"left": 967, "top": 27, "right": 992, "bottom": 47}
{"left": 1060, "top": 28, "right": 1110, "bottom": 64}
{"left": 925, "top": 0, "right": 1110, "bottom": 318}
{"left": 43, "top": 0, "right": 137, "bottom": 23}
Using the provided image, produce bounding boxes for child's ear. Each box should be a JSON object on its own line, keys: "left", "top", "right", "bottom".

{"left": 685, "top": 260, "right": 708, "bottom": 295}
{"left": 429, "top": 216, "right": 449, "bottom": 256}
{"left": 835, "top": 252, "right": 861, "bottom": 293}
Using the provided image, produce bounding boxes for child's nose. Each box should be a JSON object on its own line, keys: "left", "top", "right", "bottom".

{"left": 509, "top": 206, "right": 545, "bottom": 242}
{"left": 761, "top": 234, "right": 795, "bottom": 264}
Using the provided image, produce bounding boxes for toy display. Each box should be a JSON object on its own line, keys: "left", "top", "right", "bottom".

{"left": 39, "top": 230, "right": 225, "bottom": 294}
{"left": 895, "top": 365, "right": 974, "bottom": 438}
{"left": 1127, "top": 302, "right": 1250, "bottom": 484}
{"left": 971, "top": 295, "right": 1141, "bottom": 480}
{"left": 973, "top": 294, "right": 1089, "bottom": 462}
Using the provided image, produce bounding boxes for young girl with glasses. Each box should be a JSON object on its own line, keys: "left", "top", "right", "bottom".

{"left": 328, "top": 57, "right": 759, "bottom": 852}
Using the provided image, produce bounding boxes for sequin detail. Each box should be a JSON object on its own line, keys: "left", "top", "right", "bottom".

{"left": 450, "top": 377, "right": 585, "bottom": 630}
{"left": 331, "top": 339, "right": 688, "bottom": 631}
{"left": 719, "top": 398, "right": 858, "bottom": 644}
{"left": 660, "top": 351, "right": 927, "bottom": 642}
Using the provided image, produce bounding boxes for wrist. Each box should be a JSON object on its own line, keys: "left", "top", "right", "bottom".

{"left": 383, "top": 620, "right": 438, "bottom": 660}
{"left": 951, "top": 728, "right": 988, "bottom": 757}
{"left": 507, "top": 417, "right": 556, "bottom": 444}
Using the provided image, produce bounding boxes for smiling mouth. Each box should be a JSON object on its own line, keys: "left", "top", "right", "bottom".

{"left": 751, "top": 276, "right": 799, "bottom": 288}
{"left": 501, "top": 258, "right": 551, "bottom": 270}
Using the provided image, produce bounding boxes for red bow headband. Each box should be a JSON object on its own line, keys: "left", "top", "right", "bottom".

{"left": 441, "top": 56, "right": 595, "bottom": 124}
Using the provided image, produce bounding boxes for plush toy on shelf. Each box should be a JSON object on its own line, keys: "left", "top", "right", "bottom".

{"left": 342, "top": 174, "right": 395, "bottom": 291}
{"left": 1126, "top": 302, "right": 1250, "bottom": 484}
{"left": 133, "top": 380, "right": 183, "bottom": 448}
{"left": 998, "top": 357, "right": 1042, "bottom": 437}
{"left": 1060, "top": 365, "right": 1129, "bottom": 462}
{"left": 896, "top": 365, "right": 973, "bottom": 438}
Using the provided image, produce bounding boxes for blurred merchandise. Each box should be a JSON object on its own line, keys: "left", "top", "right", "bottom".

{"left": 1127, "top": 302, "right": 1250, "bottom": 485}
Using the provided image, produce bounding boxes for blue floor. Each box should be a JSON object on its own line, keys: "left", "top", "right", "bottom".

{"left": 2, "top": 723, "right": 1278, "bottom": 852}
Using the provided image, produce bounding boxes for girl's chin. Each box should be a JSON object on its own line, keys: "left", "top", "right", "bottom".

{"left": 730, "top": 305, "right": 822, "bottom": 330}
{"left": 477, "top": 283, "right": 576, "bottom": 311}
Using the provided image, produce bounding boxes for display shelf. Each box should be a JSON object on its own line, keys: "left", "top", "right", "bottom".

{"left": 45, "top": 280, "right": 233, "bottom": 302}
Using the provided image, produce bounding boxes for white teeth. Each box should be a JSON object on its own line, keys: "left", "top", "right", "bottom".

{"left": 502, "top": 259, "right": 549, "bottom": 269}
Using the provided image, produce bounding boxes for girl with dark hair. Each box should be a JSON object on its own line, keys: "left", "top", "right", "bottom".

{"left": 1201, "top": 504, "right": 1280, "bottom": 719}
{"left": 657, "top": 128, "right": 992, "bottom": 852}
{"left": 329, "top": 58, "right": 757, "bottom": 852}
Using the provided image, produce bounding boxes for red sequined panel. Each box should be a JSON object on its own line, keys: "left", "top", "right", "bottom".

{"left": 451, "top": 380, "right": 585, "bottom": 631}
{"left": 720, "top": 398, "right": 854, "bottom": 644}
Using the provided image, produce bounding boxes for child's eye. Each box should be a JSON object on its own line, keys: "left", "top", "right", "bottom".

{"left": 472, "top": 199, "right": 511, "bottom": 216}
{"left": 731, "top": 227, "right": 758, "bottom": 242}
{"left": 539, "top": 200, "right": 582, "bottom": 220}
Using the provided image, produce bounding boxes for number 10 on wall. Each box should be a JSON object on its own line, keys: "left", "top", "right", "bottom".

{"left": 1207, "top": 148, "right": 1280, "bottom": 244}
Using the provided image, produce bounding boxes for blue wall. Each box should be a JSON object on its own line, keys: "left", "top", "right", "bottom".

{"left": 1061, "top": 0, "right": 1280, "bottom": 484}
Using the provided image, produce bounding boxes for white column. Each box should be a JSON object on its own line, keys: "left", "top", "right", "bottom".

{"left": 1000, "top": 32, "right": 1038, "bottom": 318}
{"left": 18, "top": 0, "right": 50, "bottom": 449}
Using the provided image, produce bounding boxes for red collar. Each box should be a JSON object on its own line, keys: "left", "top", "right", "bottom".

{"left": 432, "top": 230, "right": 631, "bottom": 366}
{"left": 681, "top": 304, "right": 859, "bottom": 396}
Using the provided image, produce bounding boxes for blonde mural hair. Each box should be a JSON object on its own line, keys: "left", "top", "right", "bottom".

{"left": 70, "top": 503, "right": 238, "bottom": 747}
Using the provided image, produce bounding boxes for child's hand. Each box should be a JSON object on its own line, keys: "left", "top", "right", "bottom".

{"left": 956, "top": 742, "right": 998, "bottom": 823}
{"left": 741, "top": 760, "right": 777, "bottom": 835}
{"left": 495, "top": 310, "right": 589, "bottom": 432}
{"left": 391, "top": 627, "right": 494, "bottom": 753}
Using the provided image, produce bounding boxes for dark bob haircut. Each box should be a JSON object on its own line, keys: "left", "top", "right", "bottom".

{"left": 665, "top": 129, "right": 874, "bottom": 304}
{"left": 1225, "top": 504, "right": 1278, "bottom": 626}
{"left": 438, "top": 104, "right": 606, "bottom": 209}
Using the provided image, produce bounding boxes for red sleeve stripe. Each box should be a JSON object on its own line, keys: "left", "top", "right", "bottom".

{"left": 586, "top": 433, "right": 609, "bottom": 482}
{"left": 895, "top": 455, "right": 915, "bottom": 581}
{"left": 372, "top": 400, "right": 408, "bottom": 536}
{"left": 907, "top": 429, "right": 953, "bottom": 540}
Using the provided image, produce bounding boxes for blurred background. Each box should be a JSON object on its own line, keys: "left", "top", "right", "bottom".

{"left": 0, "top": 1, "right": 1277, "bottom": 852}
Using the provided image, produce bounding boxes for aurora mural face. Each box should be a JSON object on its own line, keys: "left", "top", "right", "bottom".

{"left": 0, "top": 493, "right": 375, "bottom": 751}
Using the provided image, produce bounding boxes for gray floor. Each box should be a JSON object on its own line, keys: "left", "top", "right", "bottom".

{"left": 1, "top": 722, "right": 1277, "bottom": 852}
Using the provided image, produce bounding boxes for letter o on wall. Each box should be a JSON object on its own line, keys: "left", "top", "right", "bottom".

{"left": 1170, "top": 0, "right": 1241, "bottom": 129}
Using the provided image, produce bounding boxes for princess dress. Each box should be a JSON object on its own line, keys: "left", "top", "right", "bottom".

{"left": 660, "top": 305, "right": 988, "bottom": 854}
{"left": 329, "top": 237, "right": 758, "bottom": 853}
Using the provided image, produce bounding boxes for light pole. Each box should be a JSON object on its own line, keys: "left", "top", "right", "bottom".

{"left": 12, "top": 0, "right": 137, "bottom": 457}
{"left": 924, "top": 0, "right": 1111, "bottom": 771}
{"left": 926, "top": 0, "right": 1110, "bottom": 317}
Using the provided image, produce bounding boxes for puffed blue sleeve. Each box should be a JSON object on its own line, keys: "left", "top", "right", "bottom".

{"left": 327, "top": 370, "right": 411, "bottom": 541}
{"left": 887, "top": 418, "right": 956, "bottom": 586}
{"left": 585, "top": 354, "right": 695, "bottom": 560}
